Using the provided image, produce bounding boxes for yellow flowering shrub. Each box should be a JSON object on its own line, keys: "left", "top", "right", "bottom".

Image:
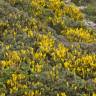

{"left": 64, "top": 4, "right": 84, "bottom": 20}
{"left": 52, "top": 43, "right": 68, "bottom": 60}
{"left": 64, "top": 54, "right": 96, "bottom": 79}
{"left": 62, "top": 28, "right": 95, "bottom": 42}
{"left": 24, "top": 90, "right": 41, "bottom": 96}
{"left": 6, "top": 73, "right": 26, "bottom": 94}
{"left": 8, "top": 51, "right": 20, "bottom": 61}
{"left": 38, "top": 34, "right": 54, "bottom": 52}
{"left": 0, "top": 60, "right": 14, "bottom": 68}
{"left": 57, "top": 92, "right": 67, "bottom": 96}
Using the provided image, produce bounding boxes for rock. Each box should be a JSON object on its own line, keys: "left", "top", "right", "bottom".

{"left": 84, "top": 20, "right": 96, "bottom": 29}
{"left": 78, "top": 6, "right": 87, "bottom": 10}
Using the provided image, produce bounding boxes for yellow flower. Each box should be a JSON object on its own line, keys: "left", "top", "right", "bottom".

{"left": 64, "top": 61, "right": 70, "bottom": 68}
{"left": 35, "top": 63, "right": 43, "bottom": 73}
{"left": 38, "top": 34, "right": 54, "bottom": 52}
{"left": 7, "top": 80, "right": 11, "bottom": 85}
{"left": 18, "top": 74, "right": 25, "bottom": 80}
{"left": 12, "top": 74, "right": 17, "bottom": 81}
{"left": 61, "top": 92, "right": 67, "bottom": 96}
{"left": 93, "top": 92, "right": 96, "bottom": 96}
{"left": 57, "top": 93, "right": 60, "bottom": 96}
{"left": 30, "top": 91, "right": 34, "bottom": 96}
{"left": 0, "top": 61, "right": 6, "bottom": 68}
{"left": 0, "top": 93, "right": 5, "bottom": 96}
{"left": 55, "top": 43, "right": 68, "bottom": 59}
{"left": 6, "top": 51, "right": 20, "bottom": 63}
{"left": 6, "top": 45, "right": 11, "bottom": 50}
{"left": 28, "top": 30, "right": 33, "bottom": 37}
{"left": 93, "top": 78, "right": 96, "bottom": 83}
{"left": 13, "top": 86, "right": 18, "bottom": 92}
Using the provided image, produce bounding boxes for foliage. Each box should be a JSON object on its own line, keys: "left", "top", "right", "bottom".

{"left": 0, "top": 0, "right": 96, "bottom": 96}
{"left": 83, "top": 4, "right": 96, "bottom": 23}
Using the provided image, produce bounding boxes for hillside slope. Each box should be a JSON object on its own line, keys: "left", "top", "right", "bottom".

{"left": 0, "top": 0, "right": 96, "bottom": 96}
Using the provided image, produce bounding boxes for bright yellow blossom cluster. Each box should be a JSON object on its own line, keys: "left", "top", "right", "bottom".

{"left": 62, "top": 28, "right": 95, "bottom": 42}
{"left": 64, "top": 54, "right": 96, "bottom": 79}
{"left": 24, "top": 90, "right": 41, "bottom": 96}
{"left": 57, "top": 92, "right": 67, "bottom": 96}
{"left": 6, "top": 73, "right": 26, "bottom": 94}
{"left": 64, "top": 4, "right": 84, "bottom": 20}
{"left": 38, "top": 34, "right": 54, "bottom": 52}
{"left": 52, "top": 43, "right": 68, "bottom": 60}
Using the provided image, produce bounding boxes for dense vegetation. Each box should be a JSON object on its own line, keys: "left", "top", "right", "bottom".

{"left": 0, "top": 0, "right": 96, "bottom": 96}
{"left": 72, "top": 0, "right": 96, "bottom": 23}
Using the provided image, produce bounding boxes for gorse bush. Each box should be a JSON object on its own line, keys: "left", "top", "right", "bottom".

{"left": 61, "top": 28, "right": 96, "bottom": 42}
{"left": 0, "top": 0, "right": 96, "bottom": 96}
